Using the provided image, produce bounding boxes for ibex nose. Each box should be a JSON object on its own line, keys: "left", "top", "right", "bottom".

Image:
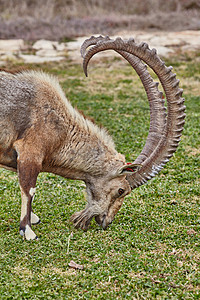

{"left": 102, "top": 214, "right": 113, "bottom": 230}
{"left": 100, "top": 213, "right": 107, "bottom": 229}
{"left": 95, "top": 213, "right": 109, "bottom": 229}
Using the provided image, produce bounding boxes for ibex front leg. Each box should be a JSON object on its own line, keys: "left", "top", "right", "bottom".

{"left": 15, "top": 141, "right": 42, "bottom": 240}
{"left": 18, "top": 159, "right": 41, "bottom": 240}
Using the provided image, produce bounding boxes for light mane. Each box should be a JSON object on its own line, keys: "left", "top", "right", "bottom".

{"left": 18, "top": 70, "right": 116, "bottom": 152}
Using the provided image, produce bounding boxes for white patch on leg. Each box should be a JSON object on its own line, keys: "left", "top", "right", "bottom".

{"left": 29, "top": 187, "right": 36, "bottom": 197}
{"left": 25, "top": 225, "right": 37, "bottom": 240}
{"left": 31, "top": 212, "right": 40, "bottom": 225}
{"left": 20, "top": 190, "right": 28, "bottom": 221}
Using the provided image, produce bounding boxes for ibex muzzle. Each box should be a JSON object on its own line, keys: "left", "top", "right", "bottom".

{"left": 0, "top": 36, "right": 185, "bottom": 240}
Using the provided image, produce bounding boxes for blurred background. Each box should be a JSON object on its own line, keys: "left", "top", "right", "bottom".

{"left": 0, "top": 0, "right": 200, "bottom": 41}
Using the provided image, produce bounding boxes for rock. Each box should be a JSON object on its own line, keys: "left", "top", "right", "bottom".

{"left": 149, "top": 35, "right": 183, "bottom": 47}
{"left": 0, "top": 39, "right": 24, "bottom": 52}
{"left": 55, "top": 43, "right": 66, "bottom": 51}
{"left": 68, "top": 260, "right": 84, "bottom": 270}
{"left": 0, "top": 52, "right": 17, "bottom": 60}
{"left": 33, "top": 39, "right": 66, "bottom": 51}
{"left": 153, "top": 46, "right": 174, "bottom": 57}
{"left": 65, "top": 34, "right": 175, "bottom": 61}
{"left": 30, "top": 40, "right": 67, "bottom": 63}
{"left": 33, "top": 39, "right": 55, "bottom": 50}
{"left": 19, "top": 54, "right": 65, "bottom": 64}
{"left": 36, "top": 49, "right": 62, "bottom": 57}
{"left": 0, "top": 31, "right": 199, "bottom": 64}
{"left": 181, "top": 44, "right": 200, "bottom": 52}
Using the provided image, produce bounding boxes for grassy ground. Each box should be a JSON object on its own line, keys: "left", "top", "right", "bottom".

{"left": 0, "top": 51, "right": 199, "bottom": 299}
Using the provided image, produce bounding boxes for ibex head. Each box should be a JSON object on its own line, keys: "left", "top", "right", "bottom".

{"left": 72, "top": 155, "right": 141, "bottom": 230}
{"left": 71, "top": 35, "right": 185, "bottom": 231}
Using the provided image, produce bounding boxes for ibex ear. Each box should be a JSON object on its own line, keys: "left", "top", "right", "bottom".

{"left": 118, "top": 163, "right": 142, "bottom": 175}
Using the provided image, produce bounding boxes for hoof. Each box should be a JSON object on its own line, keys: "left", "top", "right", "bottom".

{"left": 20, "top": 225, "right": 38, "bottom": 241}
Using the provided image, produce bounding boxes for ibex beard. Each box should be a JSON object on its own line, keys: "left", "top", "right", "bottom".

{"left": 71, "top": 168, "right": 132, "bottom": 231}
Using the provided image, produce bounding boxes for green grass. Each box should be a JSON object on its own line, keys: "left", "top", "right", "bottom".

{"left": 0, "top": 54, "right": 199, "bottom": 299}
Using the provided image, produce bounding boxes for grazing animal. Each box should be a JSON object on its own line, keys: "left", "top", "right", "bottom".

{"left": 0, "top": 36, "right": 185, "bottom": 240}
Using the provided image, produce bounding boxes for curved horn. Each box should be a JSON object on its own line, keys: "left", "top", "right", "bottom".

{"left": 81, "top": 36, "right": 167, "bottom": 165}
{"left": 81, "top": 36, "right": 186, "bottom": 189}
{"left": 81, "top": 35, "right": 110, "bottom": 58}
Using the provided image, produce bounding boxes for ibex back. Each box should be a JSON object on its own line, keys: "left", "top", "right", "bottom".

{"left": 0, "top": 36, "right": 185, "bottom": 240}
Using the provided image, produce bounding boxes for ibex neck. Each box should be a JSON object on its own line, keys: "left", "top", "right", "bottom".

{"left": 45, "top": 123, "right": 118, "bottom": 180}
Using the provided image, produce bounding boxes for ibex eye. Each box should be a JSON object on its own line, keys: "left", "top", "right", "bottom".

{"left": 118, "top": 188, "right": 125, "bottom": 196}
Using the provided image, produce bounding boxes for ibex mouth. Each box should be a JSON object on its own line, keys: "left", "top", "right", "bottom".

{"left": 95, "top": 214, "right": 112, "bottom": 230}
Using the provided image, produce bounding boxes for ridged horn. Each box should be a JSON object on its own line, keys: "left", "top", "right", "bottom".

{"left": 81, "top": 36, "right": 186, "bottom": 189}
{"left": 81, "top": 36, "right": 167, "bottom": 165}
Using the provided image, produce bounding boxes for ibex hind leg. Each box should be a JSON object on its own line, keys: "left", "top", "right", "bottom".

{"left": 14, "top": 140, "right": 42, "bottom": 240}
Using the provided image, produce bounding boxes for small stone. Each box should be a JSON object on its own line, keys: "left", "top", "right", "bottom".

{"left": 68, "top": 260, "right": 84, "bottom": 270}
{"left": 169, "top": 248, "right": 177, "bottom": 255}
{"left": 32, "top": 39, "right": 55, "bottom": 50}
{"left": 19, "top": 54, "right": 65, "bottom": 64}
{"left": 170, "top": 200, "right": 177, "bottom": 205}
{"left": 0, "top": 39, "right": 24, "bottom": 52}
{"left": 36, "top": 49, "right": 60, "bottom": 57}
{"left": 187, "top": 229, "right": 197, "bottom": 235}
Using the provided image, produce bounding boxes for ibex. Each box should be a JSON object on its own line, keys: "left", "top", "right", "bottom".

{"left": 0, "top": 36, "right": 185, "bottom": 240}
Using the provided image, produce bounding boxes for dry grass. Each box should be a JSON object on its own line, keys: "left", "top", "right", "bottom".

{"left": 0, "top": 0, "right": 200, "bottom": 19}
{"left": 0, "top": 0, "right": 200, "bottom": 40}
